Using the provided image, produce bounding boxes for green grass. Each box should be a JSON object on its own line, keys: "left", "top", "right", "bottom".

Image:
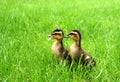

{"left": 0, "top": 0, "right": 120, "bottom": 82}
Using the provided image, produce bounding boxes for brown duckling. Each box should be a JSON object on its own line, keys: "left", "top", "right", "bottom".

{"left": 66, "top": 30, "right": 96, "bottom": 66}
{"left": 48, "top": 29, "right": 71, "bottom": 63}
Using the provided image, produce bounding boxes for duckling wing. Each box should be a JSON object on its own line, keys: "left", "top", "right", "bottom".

{"left": 63, "top": 50, "right": 72, "bottom": 65}
{"left": 62, "top": 49, "right": 68, "bottom": 59}
{"left": 82, "top": 52, "right": 96, "bottom": 66}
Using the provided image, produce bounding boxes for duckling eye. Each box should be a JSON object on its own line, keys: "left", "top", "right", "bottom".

{"left": 69, "top": 33, "right": 74, "bottom": 35}
{"left": 56, "top": 33, "right": 61, "bottom": 35}
{"left": 73, "top": 35, "right": 77, "bottom": 37}
{"left": 69, "top": 33, "right": 77, "bottom": 37}
{"left": 52, "top": 33, "right": 61, "bottom": 36}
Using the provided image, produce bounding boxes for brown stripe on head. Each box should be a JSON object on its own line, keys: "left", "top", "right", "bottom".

{"left": 71, "top": 30, "right": 81, "bottom": 39}
{"left": 53, "top": 29, "right": 64, "bottom": 36}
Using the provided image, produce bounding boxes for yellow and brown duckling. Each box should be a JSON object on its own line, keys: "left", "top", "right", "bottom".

{"left": 48, "top": 29, "right": 71, "bottom": 63}
{"left": 66, "top": 30, "right": 96, "bottom": 66}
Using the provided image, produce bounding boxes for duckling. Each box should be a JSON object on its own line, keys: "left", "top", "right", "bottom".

{"left": 48, "top": 29, "right": 71, "bottom": 63}
{"left": 66, "top": 30, "right": 96, "bottom": 66}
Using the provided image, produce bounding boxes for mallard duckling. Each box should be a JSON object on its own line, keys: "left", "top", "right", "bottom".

{"left": 48, "top": 29, "right": 71, "bottom": 63}
{"left": 66, "top": 30, "right": 96, "bottom": 66}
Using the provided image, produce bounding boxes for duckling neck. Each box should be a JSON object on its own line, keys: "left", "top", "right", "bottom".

{"left": 54, "top": 39, "right": 63, "bottom": 47}
{"left": 56, "top": 39, "right": 63, "bottom": 46}
{"left": 75, "top": 40, "right": 81, "bottom": 47}
{"left": 52, "top": 39, "right": 64, "bottom": 55}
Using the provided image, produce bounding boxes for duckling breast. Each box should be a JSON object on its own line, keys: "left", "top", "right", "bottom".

{"left": 69, "top": 44, "right": 80, "bottom": 57}
{"left": 52, "top": 41, "right": 64, "bottom": 55}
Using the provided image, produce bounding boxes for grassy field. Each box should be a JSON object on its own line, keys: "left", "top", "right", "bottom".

{"left": 0, "top": 0, "right": 120, "bottom": 82}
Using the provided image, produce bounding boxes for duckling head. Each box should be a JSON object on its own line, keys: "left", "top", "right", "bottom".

{"left": 48, "top": 29, "right": 64, "bottom": 40}
{"left": 66, "top": 30, "right": 81, "bottom": 41}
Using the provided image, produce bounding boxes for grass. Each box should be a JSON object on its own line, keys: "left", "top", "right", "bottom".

{"left": 0, "top": 0, "right": 120, "bottom": 82}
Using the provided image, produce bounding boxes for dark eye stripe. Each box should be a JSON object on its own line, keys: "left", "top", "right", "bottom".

{"left": 69, "top": 33, "right": 76, "bottom": 35}
{"left": 52, "top": 33, "right": 61, "bottom": 35}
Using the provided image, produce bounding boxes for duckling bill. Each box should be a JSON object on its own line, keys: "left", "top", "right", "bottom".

{"left": 48, "top": 29, "right": 71, "bottom": 63}
{"left": 66, "top": 30, "right": 96, "bottom": 67}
